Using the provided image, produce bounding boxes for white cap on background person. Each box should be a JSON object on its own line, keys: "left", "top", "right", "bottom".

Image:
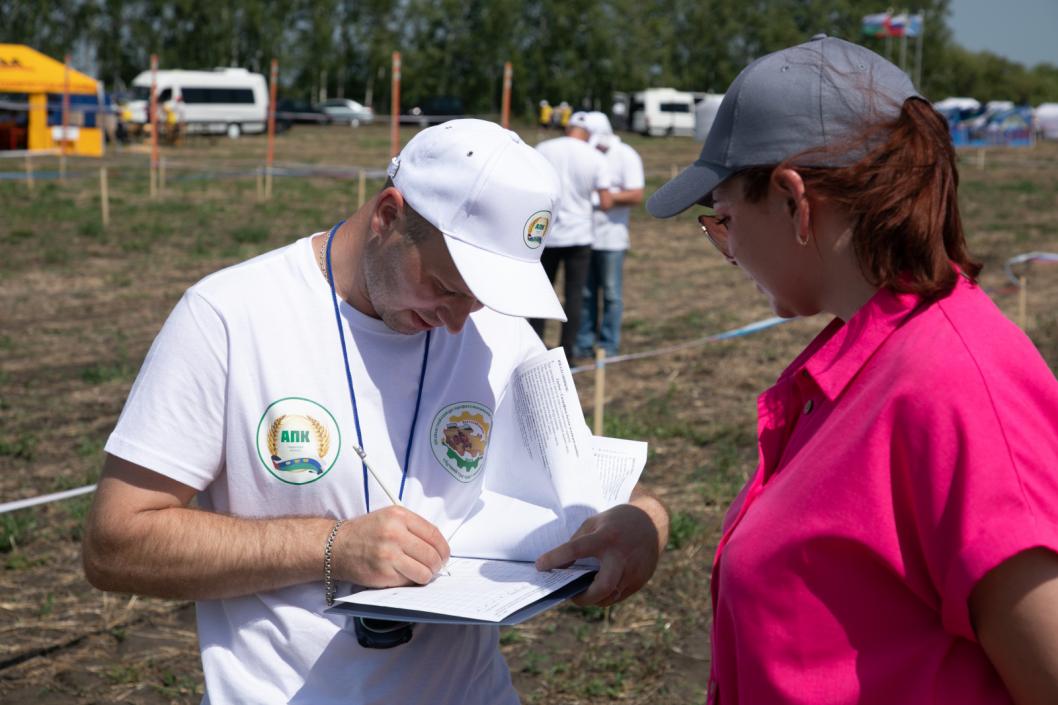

{"left": 387, "top": 119, "right": 567, "bottom": 321}
{"left": 567, "top": 111, "right": 591, "bottom": 131}
{"left": 585, "top": 111, "right": 614, "bottom": 148}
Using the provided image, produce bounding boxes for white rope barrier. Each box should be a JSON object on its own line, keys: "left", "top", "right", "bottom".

{"left": 571, "top": 316, "right": 790, "bottom": 375}
{"left": 1003, "top": 251, "right": 1058, "bottom": 286}
{"left": 0, "top": 484, "right": 97, "bottom": 515}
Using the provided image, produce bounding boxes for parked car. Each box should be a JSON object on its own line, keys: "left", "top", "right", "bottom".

{"left": 275, "top": 99, "right": 331, "bottom": 131}
{"left": 407, "top": 96, "right": 465, "bottom": 126}
{"left": 319, "top": 98, "right": 374, "bottom": 126}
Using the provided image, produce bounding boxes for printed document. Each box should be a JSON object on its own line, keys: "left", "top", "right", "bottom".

{"left": 331, "top": 348, "right": 647, "bottom": 623}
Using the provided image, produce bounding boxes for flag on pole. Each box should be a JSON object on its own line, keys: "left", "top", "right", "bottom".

{"left": 905, "top": 13, "right": 924, "bottom": 38}
{"left": 889, "top": 13, "right": 908, "bottom": 37}
{"left": 862, "top": 12, "right": 891, "bottom": 38}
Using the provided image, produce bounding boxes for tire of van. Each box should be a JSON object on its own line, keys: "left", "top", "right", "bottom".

{"left": 226, "top": 123, "right": 241, "bottom": 139}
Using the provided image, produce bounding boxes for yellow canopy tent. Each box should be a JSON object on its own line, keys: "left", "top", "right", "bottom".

{"left": 0, "top": 44, "right": 104, "bottom": 156}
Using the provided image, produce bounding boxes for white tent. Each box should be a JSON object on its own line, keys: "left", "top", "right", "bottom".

{"left": 1036, "top": 103, "right": 1058, "bottom": 141}
{"left": 933, "top": 96, "right": 980, "bottom": 113}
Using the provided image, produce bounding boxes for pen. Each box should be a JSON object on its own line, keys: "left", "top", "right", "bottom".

{"left": 352, "top": 445, "right": 402, "bottom": 507}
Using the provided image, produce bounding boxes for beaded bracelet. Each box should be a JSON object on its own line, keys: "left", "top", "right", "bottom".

{"left": 324, "top": 519, "right": 345, "bottom": 606}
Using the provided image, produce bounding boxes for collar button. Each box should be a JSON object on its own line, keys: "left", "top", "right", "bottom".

{"left": 803, "top": 399, "right": 814, "bottom": 414}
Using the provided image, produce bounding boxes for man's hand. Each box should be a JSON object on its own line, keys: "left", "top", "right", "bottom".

{"left": 334, "top": 506, "right": 450, "bottom": 588}
{"left": 535, "top": 493, "right": 668, "bottom": 606}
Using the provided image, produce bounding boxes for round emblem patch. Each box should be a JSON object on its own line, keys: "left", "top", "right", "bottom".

{"left": 523, "top": 210, "right": 551, "bottom": 249}
{"left": 256, "top": 397, "right": 341, "bottom": 485}
{"left": 430, "top": 402, "right": 493, "bottom": 483}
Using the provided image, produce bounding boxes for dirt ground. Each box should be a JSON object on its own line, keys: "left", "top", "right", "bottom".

{"left": 1, "top": 124, "right": 1057, "bottom": 704}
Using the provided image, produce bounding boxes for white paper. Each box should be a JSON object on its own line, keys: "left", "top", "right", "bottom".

{"left": 592, "top": 436, "right": 648, "bottom": 506}
{"left": 510, "top": 348, "right": 606, "bottom": 528}
{"left": 448, "top": 490, "right": 565, "bottom": 562}
{"left": 336, "top": 557, "right": 593, "bottom": 622}
{"left": 450, "top": 436, "right": 648, "bottom": 562}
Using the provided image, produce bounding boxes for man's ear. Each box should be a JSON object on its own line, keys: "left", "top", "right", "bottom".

{"left": 771, "top": 168, "right": 812, "bottom": 244}
{"left": 369, "top": 186, "right": 407, "bottom": 238}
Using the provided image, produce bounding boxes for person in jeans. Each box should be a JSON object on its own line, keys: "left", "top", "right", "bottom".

{"left": 575, "top": 111, "right": 644, "bottom": 359}
{"left": 531, "top": 111, "right": 613, "bottom": 359}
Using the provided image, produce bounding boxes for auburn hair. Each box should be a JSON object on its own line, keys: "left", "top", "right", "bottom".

{"left": 739, "top": 98, "right": 981, "bottom": 302}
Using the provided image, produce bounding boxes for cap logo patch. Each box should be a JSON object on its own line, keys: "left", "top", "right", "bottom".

{"left": 523, "top": 210, "right": 551, "bottom": 249}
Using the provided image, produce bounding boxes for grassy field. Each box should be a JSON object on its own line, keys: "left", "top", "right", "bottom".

{"left": 1, "top": 123, "right": 1057, "bottom": 704}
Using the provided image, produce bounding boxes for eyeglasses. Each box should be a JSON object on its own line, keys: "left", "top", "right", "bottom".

{"left": 697, "top": 214, "right": 737, "bottom": 266}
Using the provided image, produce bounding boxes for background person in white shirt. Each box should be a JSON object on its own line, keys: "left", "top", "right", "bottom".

{"left": 81, "top": 120, "right": 668, "bottom": 705}
{"left": 575, "top": 111, "right": 645, "bottom": 359}
{"left": 531, "top": 111, "right": 613, "bottom": 360}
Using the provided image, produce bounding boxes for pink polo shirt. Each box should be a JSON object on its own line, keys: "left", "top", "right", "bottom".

{"left": 709, "top": 274, "right": 1058, "bottom": 705}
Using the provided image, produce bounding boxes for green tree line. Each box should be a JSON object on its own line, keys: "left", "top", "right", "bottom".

{"left": 3, "top": 0, "right": 1056, "bottom": 116}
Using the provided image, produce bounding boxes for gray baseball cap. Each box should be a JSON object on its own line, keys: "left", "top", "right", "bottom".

{"left": 647, "top": 34, "right": 920, "bottom": 218}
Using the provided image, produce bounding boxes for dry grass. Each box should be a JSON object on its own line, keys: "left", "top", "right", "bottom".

{"left": 1, "top": 124, "right": 1056, "bottom": 704}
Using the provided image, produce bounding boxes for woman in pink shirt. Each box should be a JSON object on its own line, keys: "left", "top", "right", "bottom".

{"left": 648, "top": 36, "right": 1058, "bottom": 705}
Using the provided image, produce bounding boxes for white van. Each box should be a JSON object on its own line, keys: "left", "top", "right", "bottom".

{"left": 630, "top": 88, "right": 696, "bottom": 137}
{"left": 127, "top": 68, "right": 268, "bottom": 138}
{"left": 693, "top": 93, "right": 725, "bottom": 142}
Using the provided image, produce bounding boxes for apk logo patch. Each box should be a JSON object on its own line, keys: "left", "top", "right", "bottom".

{"left": 256, "top": 397, "right": 341, "bottom": 485}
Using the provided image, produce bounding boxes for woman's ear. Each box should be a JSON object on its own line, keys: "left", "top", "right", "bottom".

{"left": 771, "top": 168, "right": 812, "bottom": 246}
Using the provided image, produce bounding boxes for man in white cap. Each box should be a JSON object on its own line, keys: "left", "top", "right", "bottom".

{"left": 82, "top": 119, "right": 668, "bottom": 705}
{"left": 531, "top": 110, "right": 614, "bottom": 360}
{"left": 575, "top": 111, "right": 645, "bottom": 359}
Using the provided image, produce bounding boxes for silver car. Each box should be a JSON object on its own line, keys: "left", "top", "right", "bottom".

{"left": 319, "top": 98, "right": 374, "bottom": 127}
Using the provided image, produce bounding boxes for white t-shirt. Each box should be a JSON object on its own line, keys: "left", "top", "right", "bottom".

{"left": 592, "top": 137, "right": 645, "bottom": 252}
{"left": 535, "top": 136, "right": 611, "bottom": 248}
{"left": 105, "top": 235, "right": 543, "bottom": 705}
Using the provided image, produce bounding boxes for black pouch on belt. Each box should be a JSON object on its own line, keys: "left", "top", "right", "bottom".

{"left": 353, "top": 617, "right": 414, "bottom": 649}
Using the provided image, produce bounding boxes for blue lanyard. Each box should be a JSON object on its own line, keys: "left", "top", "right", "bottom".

{"left": 324, "top": 222, "right": 432, "bottom": 512}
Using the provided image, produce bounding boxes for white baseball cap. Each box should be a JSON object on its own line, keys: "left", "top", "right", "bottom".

{"left": 585, "top": 111, "right": 614, "bottom": 148}
{"left": 387, "top": 119, "right": 566, "bottom": 321}
{"left": 568, "top": 111, "right": 591, "bottom": 130}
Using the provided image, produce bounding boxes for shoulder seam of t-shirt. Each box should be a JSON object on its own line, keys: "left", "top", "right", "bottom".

{"left": 935, "top": 301, "right": 1035, "bottom": 513}
{"left": 180, "top": 288, "right": 231, "bottom": 372}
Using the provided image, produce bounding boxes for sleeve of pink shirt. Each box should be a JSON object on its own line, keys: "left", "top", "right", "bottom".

{"left": 890, "top": 319, "right": 1058, "bottom": 643}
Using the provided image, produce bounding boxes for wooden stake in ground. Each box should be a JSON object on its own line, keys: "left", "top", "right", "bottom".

{"left": 593, "top": 348, "right": 607, "bottom": 436}
{"left": 265, "top": 58, "right": 278, "bottom": 200}
{"left": 501, "top": 62, "right": 513, "bottom": 129}
{"left": 1018, "top": 274, "right": 1028, "bottom": 329}
{"left": 390, "top": 52, "right": 402, "bottom": 158}
{"left": 61, "top": 54, "right": 71, "bottom": 183}
{"left": 149, "top": 54, "right": 159, "bottom": 199}
{"left": 99, "top": 166, "right": 109, "bottom": 227}
{"left": 357, "top": 169, "right": 366, "bottom": 209}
